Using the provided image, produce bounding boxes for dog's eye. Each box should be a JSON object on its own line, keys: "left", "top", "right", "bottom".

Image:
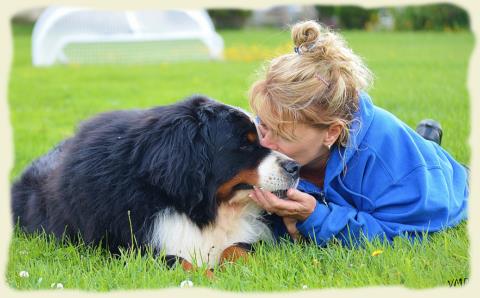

{"left": 240, "top": 133, "right": 257, "bottom": 152}
{"left": 239, "top": 143, "right": 258, "bottom": 153}
{"left": 238, "top": 129, "right": 259, "bottom": 152}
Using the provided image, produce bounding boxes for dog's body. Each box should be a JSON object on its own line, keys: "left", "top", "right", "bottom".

{"left": 11, "top": 96, "right": 299, "bottom": 268}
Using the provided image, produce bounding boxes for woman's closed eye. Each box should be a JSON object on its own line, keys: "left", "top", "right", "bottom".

{"left": 258, "top": 123, "right": 268, "bottom": 137}
{"left": 254, "top": 117, "right": 267, "bottom": 138}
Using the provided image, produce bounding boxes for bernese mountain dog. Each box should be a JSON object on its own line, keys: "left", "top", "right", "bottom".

{"left": 11, "top": 95, "right": 299, "bottom": 271}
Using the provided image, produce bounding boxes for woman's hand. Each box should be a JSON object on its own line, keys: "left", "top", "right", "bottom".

{"left": 282, "top": 216, "right": 301, "bottom": 241}
{"left": 249, "top": 187, "right": 317, "bottom": 221}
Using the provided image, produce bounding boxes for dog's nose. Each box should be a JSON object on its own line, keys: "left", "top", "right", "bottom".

{"left": 280, "top": 160, "right": 300, "bottom": 180}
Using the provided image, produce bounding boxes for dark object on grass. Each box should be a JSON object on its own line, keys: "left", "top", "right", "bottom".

{"left": 416, "top": 119, "right": 443, "bottom": 146}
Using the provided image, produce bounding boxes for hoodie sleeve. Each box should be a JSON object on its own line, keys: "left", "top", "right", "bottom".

{"left": 295, "top": 199, "right": 386, "bottom": 246}
{"left": 295, "top": 165, "right": 468, "bottom": 247}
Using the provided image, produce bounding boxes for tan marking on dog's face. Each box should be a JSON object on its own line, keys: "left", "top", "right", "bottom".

{"left": 216, "top": 169, "right": 258, "bottom": 202}
{"left": 246, "top": 131, "right": 258, "bottom": 144}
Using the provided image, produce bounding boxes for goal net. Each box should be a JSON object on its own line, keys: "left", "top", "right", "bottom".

{"left": 32, "top": 7, "right": 224, "bottom": 66}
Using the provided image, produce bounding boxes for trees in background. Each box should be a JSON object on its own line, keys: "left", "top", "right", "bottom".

{"left": 391, "top": 4, "right": 469, "bottom": 31}
{"left": 207, "top": 4, "right": 470, "bottom": 31}
{"left": 314, "top": 3, "right": 469, "bottom": 30}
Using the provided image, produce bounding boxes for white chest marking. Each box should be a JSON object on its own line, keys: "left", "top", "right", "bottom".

{"left": 148, "top": 198, "right": 272, "bottom": 268}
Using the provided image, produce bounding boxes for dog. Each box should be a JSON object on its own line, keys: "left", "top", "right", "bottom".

{"left": 11, "top": 95, "right": 299, "bottom": 270}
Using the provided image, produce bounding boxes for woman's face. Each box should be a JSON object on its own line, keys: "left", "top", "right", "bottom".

{"left": 256, "top": 118, "right": 329, "bottom": 166}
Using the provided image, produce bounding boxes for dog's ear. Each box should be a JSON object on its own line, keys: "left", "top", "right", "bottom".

{"left": 131, "top": 108, "right": 217, "bottom": 227}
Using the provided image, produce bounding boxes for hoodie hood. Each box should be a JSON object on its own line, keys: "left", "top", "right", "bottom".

{"left": 324, "top": 91, "right": 376, "bottom": 186}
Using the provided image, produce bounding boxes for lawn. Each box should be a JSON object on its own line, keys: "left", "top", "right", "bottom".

{"left": 6, "top": 23, "right": 473, "bottom": 291}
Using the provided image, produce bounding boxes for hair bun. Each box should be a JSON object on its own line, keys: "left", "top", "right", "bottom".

{"left": 291, "top": 20, "right": 321, "bottom": 48}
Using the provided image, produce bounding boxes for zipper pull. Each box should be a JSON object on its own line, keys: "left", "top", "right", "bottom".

{"left": 319, "top": 191, "right": 328, "bottom": 206}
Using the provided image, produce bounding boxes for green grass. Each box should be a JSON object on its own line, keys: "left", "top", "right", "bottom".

{"left": 7, "top": 223, "right": 470, "bottom": 291}
{"left": 7, "top": 23, "right": 473, "bottom": 291}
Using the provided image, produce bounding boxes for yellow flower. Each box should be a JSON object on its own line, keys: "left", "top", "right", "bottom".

{"left": 371, "top": 249, "right": 384, "bottom": 257}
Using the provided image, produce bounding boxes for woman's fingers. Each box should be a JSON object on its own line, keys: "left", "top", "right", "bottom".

{"left": 283, "top": 217, "right": 300, "bottom": 241}
{"left": 249, "top": 187, "right": 317, "bottom": 221}
{"left": 250, "top": 187, "right": 298, "bottom": 216}
{"left": 286, "top": 188, "right": 317, "bottom": 220}
{"left": 252, "top": 186, "right": 278, "bottom": 213}
{"left": 249, "top": 186, "right": 271, "bottom": 212}
{"left": 286, "top": 188, "right": 313, "bottom": 202}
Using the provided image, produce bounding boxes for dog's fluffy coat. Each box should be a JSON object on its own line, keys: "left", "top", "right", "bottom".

{"left": 11, "top": 96, "right": 298, "bottom": 267}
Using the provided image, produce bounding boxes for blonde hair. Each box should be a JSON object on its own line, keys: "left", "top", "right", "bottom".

{"left": 249, "top": 20, "right": 373, "bottom": 147}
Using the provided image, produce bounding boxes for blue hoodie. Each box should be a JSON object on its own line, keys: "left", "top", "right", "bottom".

{"left": 270, "top": 92, "right": 469, "bottom": 246}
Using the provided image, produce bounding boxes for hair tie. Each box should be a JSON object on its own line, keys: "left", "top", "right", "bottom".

{"left": 294, "top": 43, "right": 317, "bottom": 55}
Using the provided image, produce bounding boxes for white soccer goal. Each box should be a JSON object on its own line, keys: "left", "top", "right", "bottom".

{"left": 32, "top": 7, "right": 224, "bottom": 66}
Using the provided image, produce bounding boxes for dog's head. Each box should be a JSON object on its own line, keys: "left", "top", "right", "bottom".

{"left": 133, "top": 95, "right": 299, "bottom": 227}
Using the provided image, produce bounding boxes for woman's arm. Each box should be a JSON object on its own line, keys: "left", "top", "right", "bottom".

{"left": 251, "top": 165, "right": 468, "bottom": 246}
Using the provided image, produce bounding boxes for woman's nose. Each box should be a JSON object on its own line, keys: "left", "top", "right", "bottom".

{"left": 259, "top": 134, "right": 278, "bottom": 151}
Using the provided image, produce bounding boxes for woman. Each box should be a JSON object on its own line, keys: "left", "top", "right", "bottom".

{"left": 248, "top": 20, "right": 469, "bottom": 246}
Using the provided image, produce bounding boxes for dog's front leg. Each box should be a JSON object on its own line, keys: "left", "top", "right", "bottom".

{"left": 162, "top": 255, "right": 194, "bottom": 271}
{"left": 219, "top": 242, "right": 254, "bottom": 265}
{"left": 162, "top": 255, "right": 214, "bottom": 279}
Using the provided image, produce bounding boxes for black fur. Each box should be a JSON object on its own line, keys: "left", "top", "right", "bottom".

{"left": 11, "top": 95, "right": 270, "bottom": 254}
